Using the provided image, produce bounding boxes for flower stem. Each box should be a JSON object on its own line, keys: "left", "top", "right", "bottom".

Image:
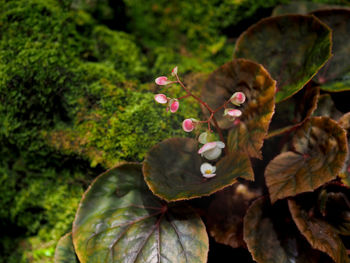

{"left": 175, "top": 75, "right": 227, "bottom": 154}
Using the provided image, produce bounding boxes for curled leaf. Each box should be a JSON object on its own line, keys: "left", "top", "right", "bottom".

{"left": 288, "top": 199, "right": 349, "bottom": 263}
{"left": 202, "top": 59, "right": 276, "bottom": 159}
{"left": 265, "top": 117, "right": 348, "bottom": 203}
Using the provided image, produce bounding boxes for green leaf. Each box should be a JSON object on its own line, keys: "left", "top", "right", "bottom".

{"left": 268, "top": 85, "right": 319, "bottom": 138}
{"left": 143, "top": 138, "right": 254, "bottom": 202}
{"left": 72, "top": 163, "right": 209, "bottom": 263}
{"left": 244, "top": 197, "right": 333, "bottom": 263}
{"left": 202, "top": 59, "right": 276, "bottom": 159}
{"left": 265, "top": 117, "right": 348, "bottom": 203}
{"left": 312, "top": 9, "right": 350, "bottom": 91}
{"left": 234, "top": 15, "right": 332, "bottom": 103}
{"left": 288, "top": 199, "right": 349, "bottom": 263}
{"left": 205, "top": 182, "right": 261, "bottom": 248}
{"left": 55, "top": 233, "right": 79, "bottom": 263}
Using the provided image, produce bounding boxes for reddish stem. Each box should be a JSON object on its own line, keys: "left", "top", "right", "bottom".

{"left": 175, "top": 75, "right": 227, "bottom": 154}
{"left": 176, "top": 94, "right": 191, "bottom": 100}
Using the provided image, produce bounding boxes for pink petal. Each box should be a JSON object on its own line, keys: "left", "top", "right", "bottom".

{"left": 233, "top": 119, "right": 241, "bottom": 126}
{"left": 154, "top": 94, "right": 168, "bottom": 104}
{"left": 182, "top": 119, "right": 194, "bottom": 132}
{"left": 227, "top": 109, "right": 242, "bottom": 117}
{"left": 231, "top": 92, "right": 246, "bottom": 105}
{"left": 198, "top": 142, "right": 217, "bottom": 154}
{"left": 170, "top": 100, "right": 179, "bottom": 113}
{"left": 155, "top": 76, "right": 170, "bottom": 85}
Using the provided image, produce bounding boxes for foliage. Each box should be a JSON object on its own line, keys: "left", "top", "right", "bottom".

{"left": 57, "top": 4, "right": 350, "bottom": 263}
{"left": 2, "top": 0, "right": 350, "bottom": 262}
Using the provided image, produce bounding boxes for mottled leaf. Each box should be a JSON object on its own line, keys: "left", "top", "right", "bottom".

{"left": 234, "top": 15, "right": 332, "bottom": 102}
{"left": 272, "top": 2, "right": 338, "bottom": 16}
{"left": 73, "top": 163, "right": 209, "bottom": 263}
{"left": 268, "top": 85, "right": 319, "bottom": 138}
{"left": 265, "top": 117, "right": 348, "bottom": 203}
{"left": 288, "top": 199, "right": 348, "bottom": 263}
{"left": 244, "top": 197, "right": 333, "bottom": 263}
{"left": 206, "top": 182, "right": 261, "bottom": 248}
{"left": 312, "top": 9, "right": 350, "bottom": 91}
{"left": 202, "top": 59, "right": 276, "bottom": 158}
{"left": 55, "top": 233, "right": 79, "bottom": 263}
{"left": 143, "top": 138, "right": 254, "bottom": 202}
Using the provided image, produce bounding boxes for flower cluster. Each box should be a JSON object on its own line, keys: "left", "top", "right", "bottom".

{"left": 154, "top": 66, "right": 246, "bottom": 179}
{"left": 154, "top": 94, "right": 179, "bottom": 113}
{"left": 154, "top": 67, "right": 180, "bottom": 113}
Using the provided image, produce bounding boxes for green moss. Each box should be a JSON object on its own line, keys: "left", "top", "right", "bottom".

{"left": 48, "top": 80, "right": 201, "bottom": 168}
{"left": 0, "top": 0, "right": 146, "bottom": 161}
{"left": 0, "top": 142, "right": 95, "bottom": 263}
{"left": 124, "top": 0, "right": 288, "bottom": 62}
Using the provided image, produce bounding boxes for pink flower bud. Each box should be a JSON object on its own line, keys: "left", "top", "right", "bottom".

{"left": 171, "top": 66, "right": 178, "bottom": 76}
{"left": 170, "top": 99, "right": 179, "bottom": 113}
{"left": 182, "top": 119, "right": 195, "bottom": 132}
{"left": 230, "top": 92, "right": 246, "bottom": 106}
{"left": 224, "top": 108, "right": 242, "bottom": 117}
{"left": 154, "top": 94, "right": 168, "bottom": 104}
{"left": 155, "top": 76, "right": 171, "bottom": 85}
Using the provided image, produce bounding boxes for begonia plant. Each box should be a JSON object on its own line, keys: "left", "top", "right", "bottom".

{"left": 55, "top": 8, "right": 350, "bottom": 263}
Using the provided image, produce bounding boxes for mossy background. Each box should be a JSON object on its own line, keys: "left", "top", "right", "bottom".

{"left": 0, "top": 0, "right": 348, "bottom": 262}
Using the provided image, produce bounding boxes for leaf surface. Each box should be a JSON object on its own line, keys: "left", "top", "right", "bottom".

{"left": 312, "top": 9, "right": 350, "bottom": 91}
{"left": 202, "top": 59, "right": 276, "bottom": 158}
{"left": 234, "top": 15, "right": 332, "bottom": 102}
{"left": 73, "top": 163, "right": 209, "bottom": 263}
{"left": 143, "top": 138, "right": 254, "bottom": 202}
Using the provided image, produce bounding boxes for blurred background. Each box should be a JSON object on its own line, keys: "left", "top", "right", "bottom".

{"left": 0, "top": 0, "right": 349, "bottom": 262}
